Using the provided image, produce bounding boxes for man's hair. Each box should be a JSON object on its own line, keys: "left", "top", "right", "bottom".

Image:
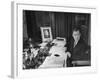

{"left": 72, "top": 26, "right": 82, "bottom": 34}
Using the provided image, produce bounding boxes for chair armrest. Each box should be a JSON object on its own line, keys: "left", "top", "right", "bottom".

{"left": 72, "top": 60, "right": 90, "bottom": 66}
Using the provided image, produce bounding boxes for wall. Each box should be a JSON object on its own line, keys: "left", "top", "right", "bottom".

{"left": 0, "top": 0, "right": 100, "bottom": 80}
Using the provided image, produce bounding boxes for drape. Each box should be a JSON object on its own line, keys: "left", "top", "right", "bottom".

{"left": 23, "top": 10, "right": 90, "bottom": 45}
{"left": 53, "top": 12, "right": 75, "bottom": 41}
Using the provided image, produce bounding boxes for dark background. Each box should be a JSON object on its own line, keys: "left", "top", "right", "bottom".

{"left": 23, "top": 10, "right": 91, "bottom": 45}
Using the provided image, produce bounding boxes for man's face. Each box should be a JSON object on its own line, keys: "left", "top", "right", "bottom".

{"left": 72, "top": 30, "right": 81, "bottom": 42}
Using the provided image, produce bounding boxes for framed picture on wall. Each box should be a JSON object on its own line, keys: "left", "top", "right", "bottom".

{"left": 11, "top": 1, "right": 97, "bottom": 78}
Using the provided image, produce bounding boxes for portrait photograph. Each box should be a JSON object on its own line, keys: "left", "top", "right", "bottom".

{"left": 40, "top": 27, "right": 52, "bottom": 42}
{"left": 11, "top": 2, "right": 97, "bottom": 78}
{"left": 43, "top": 29, "right": 50, "bottom": 38}
{"left": 23, "top": 10, "right": 91, "bottom": 69}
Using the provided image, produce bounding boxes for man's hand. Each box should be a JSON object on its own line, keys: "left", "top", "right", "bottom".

{"left": 66, "top": 52, "right": 71, "bottom": 58}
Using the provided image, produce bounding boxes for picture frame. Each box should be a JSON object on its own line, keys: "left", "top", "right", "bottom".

{"left": 40, "top": 27, "right": 53, "bottom": 42}
{"left": 11, "top": 1, "right": 97, "bottom": 78}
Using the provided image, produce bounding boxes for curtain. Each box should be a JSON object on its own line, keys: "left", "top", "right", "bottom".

{"left": 24, "top": 11, "right": 90, "bottom": 45}
{"left": 25, "top": 11, "right": 42, "bottom": 43}
{"left": 53, "top": 13, "right": 75, "bottom": 41}
{"left": 23, "top": 10, "right": 28, "bottom": 39}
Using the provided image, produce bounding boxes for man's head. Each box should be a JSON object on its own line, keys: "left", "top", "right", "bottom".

{"left": 72, "top": 27, "right": 81, "bottom": 42}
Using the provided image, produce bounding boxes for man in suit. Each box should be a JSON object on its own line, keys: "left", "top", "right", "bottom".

{"left": 66, "top": 27, "right": 90, "bottom": 67}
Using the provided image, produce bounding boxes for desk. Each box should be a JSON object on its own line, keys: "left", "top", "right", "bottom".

{"left": 23, "top": 38, "right": 67, "bottom": 69}
{"left": 39, "top": 46, "right": 67, "bottom": 68}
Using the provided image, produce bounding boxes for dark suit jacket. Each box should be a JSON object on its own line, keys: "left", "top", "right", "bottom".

{"left": 66, "top": 37, "right": 90, "bottom": 66}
